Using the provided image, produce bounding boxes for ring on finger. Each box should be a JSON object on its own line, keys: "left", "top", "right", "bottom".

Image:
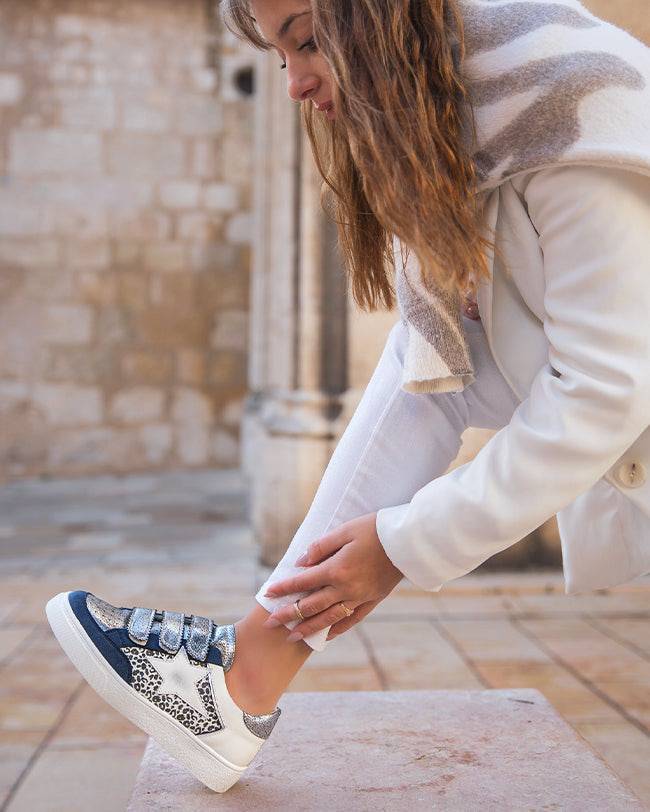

{"left": 292, "top": 599, "right": 306, "bottom": 623}
{"left": 338, "top": 601, "right": 354, "bottom": 618}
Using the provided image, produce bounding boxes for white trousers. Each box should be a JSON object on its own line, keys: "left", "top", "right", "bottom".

{"left": 255, "top": 314, "right": 522, "bottom": 651}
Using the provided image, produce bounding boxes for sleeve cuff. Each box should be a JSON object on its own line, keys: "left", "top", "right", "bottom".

{"left": 375, "top": 505, "right": 444, "bottom": 593}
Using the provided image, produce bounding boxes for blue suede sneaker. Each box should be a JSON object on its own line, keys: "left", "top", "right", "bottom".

{"left": 45, "top": 590, "right": 281, "bottom": 792}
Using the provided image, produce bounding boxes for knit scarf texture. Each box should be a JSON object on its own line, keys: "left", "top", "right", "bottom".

{"left": 396, "top": 0, "right": 650, "bottom": 394}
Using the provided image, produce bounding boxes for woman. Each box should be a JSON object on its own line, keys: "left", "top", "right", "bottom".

{"left": 45, "top": 0, "right": 650, "bottom": 794}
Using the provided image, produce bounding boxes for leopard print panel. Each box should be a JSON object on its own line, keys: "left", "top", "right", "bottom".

{"left": 122, "top": 646, "right": 224, "bottom": 735}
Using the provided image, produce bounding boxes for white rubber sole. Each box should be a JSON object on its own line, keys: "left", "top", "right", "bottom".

{"left": 45, "top": 591, "right": 245, "bottom": 793}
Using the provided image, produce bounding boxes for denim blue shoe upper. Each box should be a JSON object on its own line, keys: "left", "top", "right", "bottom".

{"left": 68, "top": 590, "right": 133, "bottom": 682}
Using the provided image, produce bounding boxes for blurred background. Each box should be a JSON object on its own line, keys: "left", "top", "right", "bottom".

{"left": 0, "top": 2, "right": 649, "bottom": 809}
{"left": 7, "top": 0, "right": 648, "bottom": 565}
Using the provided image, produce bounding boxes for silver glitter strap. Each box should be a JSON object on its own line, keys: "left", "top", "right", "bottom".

{"left": 210, "top": 623, "right": 236, "bottom": 672}
{"left": 159, "top": 610, "right": 185, "bottom": 654}
{"left": 186, "top": 615, "right": 214, "bottom": 662}
{"left": 127, "top": 606, "right": 156, "bottom": 646}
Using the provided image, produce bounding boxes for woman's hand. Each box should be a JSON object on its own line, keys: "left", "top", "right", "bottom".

{"left": 262, "top": 512, "right": 403, "bottom": 641}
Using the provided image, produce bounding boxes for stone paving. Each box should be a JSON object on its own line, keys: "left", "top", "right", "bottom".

{"left": 130, "top": 692, "right": 645, "bottom": 810}
{"left": 0, "top": 469, "right": 649, "bottom": 810}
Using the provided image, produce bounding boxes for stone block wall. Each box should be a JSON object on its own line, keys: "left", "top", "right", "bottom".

{"left": 0, "top": 0, "right": 255, "bottom": 481}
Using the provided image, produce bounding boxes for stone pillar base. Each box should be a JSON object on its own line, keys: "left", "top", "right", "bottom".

{"left": 242, "top": 388, "right": 345, "bottom": 567}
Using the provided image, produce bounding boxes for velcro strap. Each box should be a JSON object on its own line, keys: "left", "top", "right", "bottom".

{"left": 159, "top": 610, "right": 185, "bottom": 654}
{"left": 212, "top": 624, "right": 236, "bottom": 671}
{"left": 127, "top": 607, "right": 156, "bottom": 646}
{"left": 186, "top": 615, "right": 214, "bottom": 662}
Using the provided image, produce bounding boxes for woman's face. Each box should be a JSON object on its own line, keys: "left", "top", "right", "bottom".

{"left": 249, "top": 1, "right": 336, "bottom": 118}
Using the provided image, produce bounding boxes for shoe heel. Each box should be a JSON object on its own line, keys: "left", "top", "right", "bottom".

{"left": 189, "top": 749, "right": 244, "bottom": 793}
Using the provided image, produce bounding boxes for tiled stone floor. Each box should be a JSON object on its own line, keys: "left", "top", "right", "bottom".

{"left": 0, "top": 469, "right": 649, "bottom": 811}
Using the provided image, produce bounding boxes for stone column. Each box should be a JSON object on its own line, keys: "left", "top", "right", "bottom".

{"left": 242, "top": 51, "right": 348, "bottom": 567}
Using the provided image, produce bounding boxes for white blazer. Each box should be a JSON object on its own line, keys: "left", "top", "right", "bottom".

{"left": 375, "top": 163, "right": 650, "bottom": 594}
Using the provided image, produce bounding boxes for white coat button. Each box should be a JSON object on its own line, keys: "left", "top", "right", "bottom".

{"left": 613, "top": 461, "right": 647, "bottom": 488}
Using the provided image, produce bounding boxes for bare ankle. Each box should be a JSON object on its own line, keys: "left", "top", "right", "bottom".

{"left": 225, "top": 643, "right": 280, "bottom": 714}
{"left": 223, "top": 612, "right": 312, "bottom": 715}
{"left": 224, "top": 669, "right": 280, "bottom": 716}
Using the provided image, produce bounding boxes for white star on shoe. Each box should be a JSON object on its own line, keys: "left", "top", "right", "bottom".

{"left": 147, "top": 646, "right": 208, "bottom": 716}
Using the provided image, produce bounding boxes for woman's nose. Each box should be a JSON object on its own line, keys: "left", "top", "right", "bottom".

{"left": 287, "top": 72, "right": 319, "bottom": 105}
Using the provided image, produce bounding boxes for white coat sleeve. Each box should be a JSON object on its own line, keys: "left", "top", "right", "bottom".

{"left": 374, "top": 164, "right": 650, "bottom": 591}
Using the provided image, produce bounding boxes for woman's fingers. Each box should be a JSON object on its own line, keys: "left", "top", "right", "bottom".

{"left": 263, "top": 561, "right": 330, "bottom": 598}
{"left": 294, "top": 529, "right": 350, "bottom": 566}
{"left": 285, "top": 599, "right": 360, "bottom": 640}
{"left": 263, "top": 585, "right": 340, "bottom": 627}
{"left": 325, "top": 598, "right": 380, "bottom": 640}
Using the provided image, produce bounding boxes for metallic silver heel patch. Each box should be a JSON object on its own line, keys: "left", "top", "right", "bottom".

{"left": 242, "top": 707, "right": 281, "bottom": 739}
{"left": 210, "top": 624, "right": 236, "bottom": 672}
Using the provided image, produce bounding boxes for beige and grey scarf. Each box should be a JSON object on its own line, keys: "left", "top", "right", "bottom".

{"left": 396, "top": 0, "right": 650, "bottom": 394}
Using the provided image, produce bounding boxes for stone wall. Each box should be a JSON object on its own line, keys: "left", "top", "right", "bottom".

{"left": 0, "top": 0, "right": 254, "bottom": 481}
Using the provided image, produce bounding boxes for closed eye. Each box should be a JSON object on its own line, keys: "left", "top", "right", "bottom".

{"left": 280, "top": 37, "right": 317, "bottom": 70}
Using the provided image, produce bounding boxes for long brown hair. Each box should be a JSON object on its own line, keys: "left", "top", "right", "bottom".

{"left": 221, "top": 0, "right": 496, "bottom": 312}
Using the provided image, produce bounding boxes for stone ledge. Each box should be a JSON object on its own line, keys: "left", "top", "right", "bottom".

{"left": 127, "top": 689, "right": 643, "bottom": 810}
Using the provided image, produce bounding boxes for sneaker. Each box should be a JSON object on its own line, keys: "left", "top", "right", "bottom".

{"left": 45, "top": 590, "right": 281, "bottom": 792}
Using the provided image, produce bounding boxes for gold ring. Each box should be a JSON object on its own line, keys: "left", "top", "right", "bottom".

{"left": 339, "top": 601, "right": 354, "bottom": 618}
{"left": 292, "top": 599, "right": 305, "bottom": 623}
